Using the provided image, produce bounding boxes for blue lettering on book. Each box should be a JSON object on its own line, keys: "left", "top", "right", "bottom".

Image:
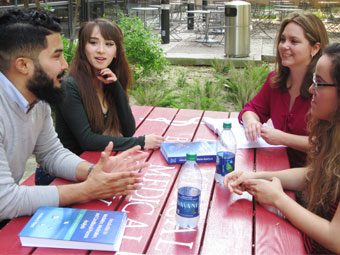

{"left": 93, "top": 224, "right": 102, "bottom": 238}
{"left": 103, "top": 218, "right": 113, "bottom": 235}
{"left": 30, "top": 212, "right": 43, "bottom": 228}
{"left": 84, "top": 213, "right": 100, "bottom": 239}
{"left": 80, "top": 220, "right": 88, "bottom": 229}
{"left": 100, "top": 214, "right": 108, "bottom": 225}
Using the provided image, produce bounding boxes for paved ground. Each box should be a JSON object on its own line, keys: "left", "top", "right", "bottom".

{"left": 159, "top": 26, "right": 278, "bottom": 65}
{"left": 159, "top": 23, "right": 339, "bottom": 65}
{"left": 22, "top": 155, "right": 36, "bottom": 184}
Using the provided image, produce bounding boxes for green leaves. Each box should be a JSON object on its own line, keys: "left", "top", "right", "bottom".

{"left": 117, "top": 15, "right": 169, "bottom": 81}
{"left": 61, "top": 35, "right": 77, "bottom": 66}
{"left": 222, "top": 61, "right": 271, "bottom": 112}
{"left": 129, "top": 78, "right": 177, "bottom": 107}
{"left": 131, "top": 67, "right": 228, "bottom": 111}
{"left": 130, "top": 60, "right": 271, "bottom": 112}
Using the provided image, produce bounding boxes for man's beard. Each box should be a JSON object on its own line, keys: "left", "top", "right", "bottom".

{"left": 27, "top": 64, "right": 66, "bottom": 105}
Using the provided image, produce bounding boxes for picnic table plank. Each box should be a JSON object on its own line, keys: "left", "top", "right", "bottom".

{"left": 96, "top": 109, "right": 204, "bottom": 255}
{"left": 33, "top": 247, "right": 88, "bottom": 255}
{"left": 200, "top": 147, "right": 254, "bottom": 255}
{"left": 133, "top": 107, "right": 179, "bottom": 137}
{"left": 131, "top": 105, "right": 154, "bottom": 127}
{"left": 255, "top": 147, "right": 305, "bottom": 255}
{"left": 0, "top": 217, "right": 33, "bottom": 255}
{"left": 0, "top": 172, "right": 37, "bottom": 254}
{"left": 201, "top": 111, "right": 253, "bottom": 255}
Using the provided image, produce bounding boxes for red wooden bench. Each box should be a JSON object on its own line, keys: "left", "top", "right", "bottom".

{"left": 0, "top": 106, "right": 305, "bottom": 255}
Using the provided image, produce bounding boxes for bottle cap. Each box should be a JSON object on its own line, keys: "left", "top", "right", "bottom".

{"left": 186, "top": 152, "right": 197, "bottom": 161}
{"left": 223, "top": 122, "right": 232, "bottom": 129}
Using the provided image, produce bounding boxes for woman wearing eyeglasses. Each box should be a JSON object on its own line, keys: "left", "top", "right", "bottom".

{"left": 224, "top": 42, "right": 340, "bottom": 254}
{"left": 239, "top": 12, "right": 329, "bottom": 167}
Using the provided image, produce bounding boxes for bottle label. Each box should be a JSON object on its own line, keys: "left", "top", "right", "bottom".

{"left": 216, "top": 151, "right": 235, "bottom": 178}
{"left": 177, "top": 186, "right": 200, "bottom": 218}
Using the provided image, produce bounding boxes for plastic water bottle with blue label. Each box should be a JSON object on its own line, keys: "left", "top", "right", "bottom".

{"left": 176, "top": 153, "right": 202, "bottom": 228}
{"left": 215, "top": 122, "right": 236, "bottom": 183}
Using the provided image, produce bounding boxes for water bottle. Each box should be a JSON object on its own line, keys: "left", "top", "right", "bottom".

{"left": 215, "top": 122, "right": 236, "bottom": 184}
{"left": 176, "top": 153, "right": 202, "bottom": 228}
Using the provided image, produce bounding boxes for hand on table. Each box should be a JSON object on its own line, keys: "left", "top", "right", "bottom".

{"left": 144, "top": 134, "right": 165, "bottom": 149}
{"left": 86, "top": 142, "right": 149, "bottom": 199}
{"left": 223, "top": 171, "right": 257, "bottom": 195}
{"left": 260, "top": 126, "right": 284, "bottom": 145}
{"left": 244, "top": 120, "right": 262, "bottom": 142}
{"left": 243, "top": 177, "right": 285, "bottom": 207}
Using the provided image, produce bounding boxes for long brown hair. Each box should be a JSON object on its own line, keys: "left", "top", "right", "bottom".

{"left": 305, "top": 43, "right": 340, "bottom": 218}
{"left": 272, "top": 12, "right": 329, "bottom": 99}
{"left": 67, "top": 18, "right": 133, "bottom": 134}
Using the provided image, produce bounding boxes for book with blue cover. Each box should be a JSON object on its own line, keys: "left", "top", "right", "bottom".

{"left": 160, "top": 141, "right": 216, "bottom": 164}
{"left": 18, "top": 206, "right": 127, "bottom": 251}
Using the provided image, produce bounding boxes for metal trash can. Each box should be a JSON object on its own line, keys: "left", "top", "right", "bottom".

{"left": 224, "top": 1, "right": 251, "bottom": 57}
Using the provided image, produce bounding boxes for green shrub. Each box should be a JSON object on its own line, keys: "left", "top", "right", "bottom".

{"left": 62, "top": 35, "right": 77, "bottom": 66}
{"left": 130, "top": 68, "right": 228, "bottom": 111}
{"left": 129, "top": 60, "right": 271, "bottom": 112}
{"left": 130, "top": 77, "right": 176, "bottom": 107}
{"left": 223, "top": 61, "right": 270, "bottom": 111}
{"left": 117, "top": 15, "right": 169, "bottom": 81}
{"left": 313, "top": 9, "right": 326, "bottom": 20}
{"left": 211, "top": 59, "right": 233, "bottom": 74}
{"left": 171, "top": 76, "right": 227, "bottom": 111}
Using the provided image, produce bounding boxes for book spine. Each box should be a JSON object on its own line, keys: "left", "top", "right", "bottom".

{"left": 168, "top": 157, "right": 186, "bottom": 164}
{"left": 196, "top": 155, "right": 216, "bottom": 163}
{"left": 160, "top": 148, "right": 169, "bottom": 163}
{"left": 167, "top": 156, "right": 216, "bottom": 164}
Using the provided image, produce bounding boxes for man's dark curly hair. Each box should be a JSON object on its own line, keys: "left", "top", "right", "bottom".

{"left": 0, "top": 9, "right": 62, "bottom": 72}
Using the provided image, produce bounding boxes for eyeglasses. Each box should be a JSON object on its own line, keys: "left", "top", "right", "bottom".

{"left": 312, "top": 73, "right": 337, "bottom": 94}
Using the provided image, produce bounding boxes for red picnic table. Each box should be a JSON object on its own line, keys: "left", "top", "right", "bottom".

{"left": 0, "top": 106, "right": 305, "bottom": 255}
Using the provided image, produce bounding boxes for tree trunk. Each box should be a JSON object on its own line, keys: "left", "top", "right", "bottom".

{"left": 23, "top": 0, "right": 41, "bottom": 9}
{"left": 23, "top": 0, "right": 29, "bottom": 9}
{"left": 34, "top": 0, "right": 41, "bottom": 10}
{"left": 68, "top": 0, "right": 80, "bottom": 63}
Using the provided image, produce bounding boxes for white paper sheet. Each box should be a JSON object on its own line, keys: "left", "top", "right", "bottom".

{"left": 203, "top": 117, "right": 286, "bottom": 149}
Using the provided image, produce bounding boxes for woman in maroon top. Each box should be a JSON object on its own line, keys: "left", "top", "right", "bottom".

{"left": 225, "top": 43, "right": 340, "bottom": 254}
{"left": 239, "top": 12, "right": 329, "bottom": 167}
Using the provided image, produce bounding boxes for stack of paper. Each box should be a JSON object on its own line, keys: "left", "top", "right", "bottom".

{"left": 203, "top": 117, "right": 285, "bottom": 149}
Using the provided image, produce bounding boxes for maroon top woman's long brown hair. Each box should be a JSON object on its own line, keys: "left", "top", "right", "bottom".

{"left": 68, "top": 19, "right": 133, "bottom": 134}
{"left": 272, "top": 12, "right": 329, "bottom": 99}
